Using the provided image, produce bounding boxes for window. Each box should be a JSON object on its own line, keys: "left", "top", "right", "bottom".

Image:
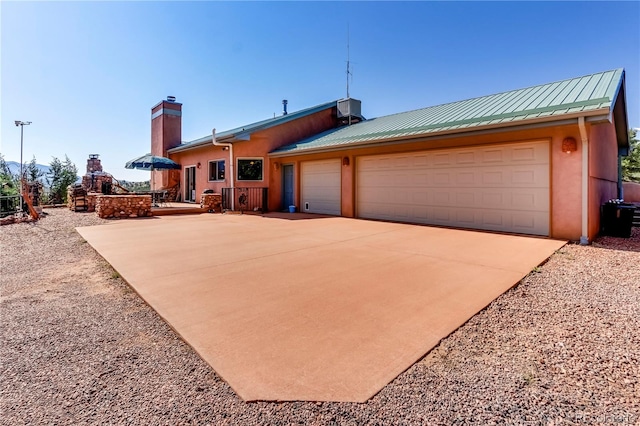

{"left": 209, "top": 160, "right": 225, "bottom": 181}
{"left": 237, "top": 158, "right": 263, "bottom": 181}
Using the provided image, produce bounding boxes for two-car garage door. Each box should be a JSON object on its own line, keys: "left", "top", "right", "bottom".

{"left": 356, "top": 142, "right": 550, "bottom": 236}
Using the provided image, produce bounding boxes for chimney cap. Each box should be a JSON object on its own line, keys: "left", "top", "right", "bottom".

{"left": 167, "top": 96, "right": 176, "bottom": 102}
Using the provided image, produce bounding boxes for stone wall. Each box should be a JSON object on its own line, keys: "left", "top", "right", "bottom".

{"left": 86, "top": 194, "right": 97, "bottom": 212}
{"left": 67, "top": 187, "right": 97, "bottom": 212}
{"left": 201, "top": 193, "right": 222, "bottom": 212}
{"left": 96, "top": 195, "right": 152, "bottom": 219}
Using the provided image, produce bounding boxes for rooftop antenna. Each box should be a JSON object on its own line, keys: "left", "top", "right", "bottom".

{"left": 346, "top": 24, "right": 352, "bottom": 125}
{"left": 346, "top": 24, "right": 351, "bottom": 100}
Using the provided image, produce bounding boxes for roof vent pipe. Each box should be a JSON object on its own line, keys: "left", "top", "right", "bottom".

{"left": 282, "top": 99, "right": 288, "bottom": 116}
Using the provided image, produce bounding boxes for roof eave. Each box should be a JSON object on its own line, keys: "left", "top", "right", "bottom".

{"left": 609, "top": 70, "right": 630, "bottom": 149}
{"left": 167, "top": 134, "right": 236, "bottom": 154}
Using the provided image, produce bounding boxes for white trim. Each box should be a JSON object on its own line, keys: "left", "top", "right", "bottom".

{"left": 184, "top": 165, "right": 197, "bottom": 203}
{"left": 151, "top": 108, "right": 182, "bottom": 120}
{"left": 208, "top": 159, "right": 226, "bottom": 182}
{"left": 236, "top": 157, "right": 265, "bottom": 182}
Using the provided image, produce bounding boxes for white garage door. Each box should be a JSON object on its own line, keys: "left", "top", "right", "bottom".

{"left": 357, "top": 141, "right": 550, "bottom": 236}
{"left": 301, "top": 159, "right": 341, "bottom": 215}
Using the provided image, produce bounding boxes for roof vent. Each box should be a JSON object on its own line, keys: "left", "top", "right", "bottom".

{"left": 282, "top": 99, "right": 288, "bottom": 116}
{"left": 167, "top": 96, "right": 176, "bottom": 102}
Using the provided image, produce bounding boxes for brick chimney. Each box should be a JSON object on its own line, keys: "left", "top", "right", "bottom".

{"left": 151, "top": 96, "right": 182, "bottom": 157}
{"left": 86, "top": 154, "right": 103, "bottom": 174}
{"left": 151, "top": 96, "right": 182, "bottom": 190}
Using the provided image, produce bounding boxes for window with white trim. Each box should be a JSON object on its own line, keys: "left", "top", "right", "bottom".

{"left": 237, "top": 158, "right": 263, "bottom": 181}
{"left": 208, "top": 160, "right": 225, "bottom": 181}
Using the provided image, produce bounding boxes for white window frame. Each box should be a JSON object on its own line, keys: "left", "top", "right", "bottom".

{"left": 236, "top": 157, "right": 264, "bottom": 182}
{"left": 208, "top": 159, "right": 226, "bottom": 182}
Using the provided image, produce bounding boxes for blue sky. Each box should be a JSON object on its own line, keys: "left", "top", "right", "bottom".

{"left": 2, "top": 1, "right": 638, "bottom": 181}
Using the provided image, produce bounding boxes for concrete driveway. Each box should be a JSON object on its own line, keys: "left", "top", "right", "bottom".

{"left": 77, "top": 213, "right": 565, "bottom": 402}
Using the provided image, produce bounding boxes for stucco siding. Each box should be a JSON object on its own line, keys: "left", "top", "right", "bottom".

{"left": 273, "top": 123, "right": 589, "bottom": 240}
{"left": 587, "top": 121, "right": 620, "bottom": 239}
{"left": 623, "top": 181, "right": 640, "bottom": 202}
{"left": 549, "top": 130, "right": 582, "bottom": 240}
{"left": 169, "top": 145, "right": 229, "bottom": 199}
{"left": 589, "top": 122, "right": 619, "bottom": 182}
{"left": 622, "top": 182, "right": 640, "bottom": 203}
{"left": 165, "top": 108, "right": 337, "bottom": 209}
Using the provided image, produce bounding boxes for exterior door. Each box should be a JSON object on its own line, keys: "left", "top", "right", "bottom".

{"left": 356, "top": 141, "right": 550, "bottom": 236}
{"left": 300, "top": 159, "right": 341, "bottom": 215}
{"left": 282, "top": 164, "right": 294, "bottom": 210}
{"left": 185, "top": 166, "right": 196, "bottom": 202}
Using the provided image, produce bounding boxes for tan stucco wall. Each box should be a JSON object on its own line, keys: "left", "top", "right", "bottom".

{"left": 550, "top": 129, "right": 582, "bottom": 240}
{"left": 587, "top": 121, "right": 620, "bottom": 239}
{"left": 168, "top": 145, "right": 227, "bottom": 200}
{"left": 272, "top": 123, "right": 599, "bottom": 241}
{"left": 160, "top": 107, "right": 622, "bottom": 241}
{"left": 167, "top": 108, "right": 337, "bottom": 209}
{"left": 623, "top": 181, "right": 640, "bottom": 202}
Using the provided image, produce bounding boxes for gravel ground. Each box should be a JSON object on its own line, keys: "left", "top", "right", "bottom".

{"left": 1, "top": 208, "right": 639, "bottom": 425}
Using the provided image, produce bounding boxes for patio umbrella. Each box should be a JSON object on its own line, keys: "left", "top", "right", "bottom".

{"left": 125, "top": 153, "right": 181, "bottom": 172}
{"left": 125, "top": 154, "right": 181, "bottom": 203}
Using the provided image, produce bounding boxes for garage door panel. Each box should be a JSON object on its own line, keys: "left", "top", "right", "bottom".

{"left": 367, "top": 187, "right": 549, "bottom": 212}
{"left": 455, "top": 192, "right": 476, "bottom": 206}
{"left": 301, "top": 159, "right": 341, "bottom": 215}
{"left": 512, "top": 146, "right": 538, "bottom": 161}
{"left": 482, "top": 149, "right": 504, "bottom": 163}
{"left": 357, "top": 142, "right": 550, "bottom": 236}
{"left": 410, "top": 173, "right": 429, "bottom": 186}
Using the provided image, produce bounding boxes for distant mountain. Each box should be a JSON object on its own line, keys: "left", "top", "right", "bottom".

{"left": 6, "top": 161, "right": 52, "bottom": 177}
{"left": 4, "top": 161, "right": 82, "bottom": 186}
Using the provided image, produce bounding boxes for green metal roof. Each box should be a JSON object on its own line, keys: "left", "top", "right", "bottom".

{"left": 168, "top": 100, "right": 338, "bottom": 153}
{"left": 272, "top": 69, "right": 625, "bottom": 155}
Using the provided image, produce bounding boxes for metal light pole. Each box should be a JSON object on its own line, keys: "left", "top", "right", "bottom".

{"left": 14, "top": 120, "right": 32, "bottom": 211}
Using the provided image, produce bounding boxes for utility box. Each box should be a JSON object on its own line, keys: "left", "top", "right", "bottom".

{"left": 601, "top": 201, "right": 636, "bottom": 238}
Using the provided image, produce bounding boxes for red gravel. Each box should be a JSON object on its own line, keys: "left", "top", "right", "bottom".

{"left": 1, "top": 209, "right": 639, "bottom": 425}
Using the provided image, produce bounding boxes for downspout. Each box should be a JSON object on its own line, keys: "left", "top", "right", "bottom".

{"left": 618, "top": 151, "right": 624, "bottom": 200}
{"left": 212, "top": 128, "right": 234, "bottom": 211}
{"left": 578, "top": 117, "right": 589, "bottom": 245}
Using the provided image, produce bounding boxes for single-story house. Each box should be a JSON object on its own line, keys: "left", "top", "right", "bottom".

{"left": 151, "top": 68, "right": 630, "bottom": 243}
{"left": 151, "top": 98, "right": 361, "bottom": 210}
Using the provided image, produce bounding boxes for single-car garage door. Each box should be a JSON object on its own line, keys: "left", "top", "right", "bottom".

{"left": 357, "top": 141, "right": 550, "bottom": 236}
{"left": 301, "top": 159, "right": 341, "bottom": 215}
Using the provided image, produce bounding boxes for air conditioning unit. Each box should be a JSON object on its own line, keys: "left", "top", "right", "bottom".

{"left": 337, "top": 98, "right": 362, "bottom": 121}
